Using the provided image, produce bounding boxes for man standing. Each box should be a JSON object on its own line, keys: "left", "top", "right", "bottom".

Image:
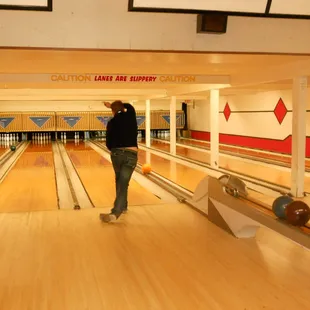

{"left": 100, "top": 100, "right": 138, "bottom": 223}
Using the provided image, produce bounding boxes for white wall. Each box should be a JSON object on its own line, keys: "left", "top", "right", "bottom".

{"left": 1, "top": 0, "right": 310, "bottom": 53}
{"left": 188, "top": 100, "right": 210, "bottom": 131}
{"left": 189, "top": 89, "right": 310, "bottom": 138}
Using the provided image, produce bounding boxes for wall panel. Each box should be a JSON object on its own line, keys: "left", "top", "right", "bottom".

{"left": 56, "top": 112, "right": 89, "bottom": 131}
{"left": 0, "top": 113, "right": 23, "bottom": 132}
{"left": 151, "top": 110, "right": 185, "bottom": 129}
{"left": 89, "top": 112, "right": 112, "bottom": 130}
{"left": 22, "top": 112, "right": 56, "bottom": 132}
{"left": 136, "top": 111, "right": 146, "bottom": 130}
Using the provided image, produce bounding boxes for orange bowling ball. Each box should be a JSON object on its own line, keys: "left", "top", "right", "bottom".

{"left": 142, "top": 163, "right": 152, "bottom": 174}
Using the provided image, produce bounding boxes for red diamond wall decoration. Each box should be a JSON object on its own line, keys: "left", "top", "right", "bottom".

{"left": 223, "top": 102, "right": 231, "bottom": 121}
{"left": 274, "top": 98, "right": 287, "bottom": 124}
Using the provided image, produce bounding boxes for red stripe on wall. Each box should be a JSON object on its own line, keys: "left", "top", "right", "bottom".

{"left": 191, "top": 131, "right": 310, "bottom": 157}
{"left": 191, "top": 131, "right": 211, "bottom": 141}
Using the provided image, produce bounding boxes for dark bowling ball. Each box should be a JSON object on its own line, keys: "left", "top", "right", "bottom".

{"left": 285, "top": 201, "right": 310, "bottom": 226}
{"left": 272, "top": 195, "right": 294, "bottom": 219}
{"left": 10, "top": 145, "right": 16, "bottom": 151}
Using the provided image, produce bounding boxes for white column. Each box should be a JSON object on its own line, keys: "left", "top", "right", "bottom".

{"left": 291, "top": 76, "right": 307, "bottom": 197}
{"left": 210, "top": 89, "right": 219, "bottom": 169}
{"left": 145, "top": 99, "right": 151, "bottom": 148}
{"left": 170, "top": 96, "right": 177, "bottom": 155}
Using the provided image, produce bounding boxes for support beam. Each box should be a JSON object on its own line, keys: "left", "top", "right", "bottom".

{"left": 145, "top": 99, "right": 151, "bottom": 148}
{"left": 170, "top": 96, "right": 177, "bottom": 156}
{"left": 231, "top": 59, "right": 310, "bottom": 88}
{"left": 210, "top": 89, "right": 219, "bottom": 169}
{"left": 291, "top": 76, "right": 307, "bottom": 197}
{"left": 166, "top": 82, "right": 230, "bottom": 97}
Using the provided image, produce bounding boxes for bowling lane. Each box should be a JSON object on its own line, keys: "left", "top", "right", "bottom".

{"left": 95, "top": 141, "right": 310, "bottom": 226}
{"left": 149, "top": 140, "right": 210, "bottom": 164}
{"left": 95, "top": 141, "right": 274, "bottom": 201}
{"left": 138, "top": 147, "right": 310, "bottom": 227}
{"left": 144, "top": 140, "right": 310, "bottom": 192}
{"left": 0, "top": 142, "right": 58, "bottom": 212}
{"left": 138, "top": 148, "right": 206, "bottom": 192}
{"left": 64, "top": 142, "right": 162, "bottom": 208}
{"left": 0, "top": 144, "right": 8, "bottom": 157}
{"left": 165, "top": 136, "right": 310, "bottom": 169}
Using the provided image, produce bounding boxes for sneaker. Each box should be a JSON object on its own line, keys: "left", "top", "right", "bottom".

{"left": 99, "top": 213, "right": 117, "bottom": 223}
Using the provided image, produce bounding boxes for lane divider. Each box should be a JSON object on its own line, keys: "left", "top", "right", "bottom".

{"left": 0, "top": 141, "right": 29, "bottom": 184}
{"left": 52, "top": 142, "right": 76, "bottom": 210}
{"left": 0, "top": 142, "right": 25, "bottom": 168}
{"left": 0, "top": 148, "right": 12, "bottom": 165}
{"left": 56, "top": 142, "right": 93, "bottom": 210}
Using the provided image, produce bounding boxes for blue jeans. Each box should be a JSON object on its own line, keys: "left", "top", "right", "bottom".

{"left": 110, "top": 148, "right": 138, "bottom": 217}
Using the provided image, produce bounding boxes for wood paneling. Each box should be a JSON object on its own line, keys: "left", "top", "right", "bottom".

{"left": 0, "top": 113, "right": 22, "bottom": 132}
{"left": 22, "top": 112, "right": 55, "bottom": 132}
{"left": 56, "top": 112, "right": 89, "bottom": 131}
{"left": 89, "top": 112, "right": 112, "bottom": 130}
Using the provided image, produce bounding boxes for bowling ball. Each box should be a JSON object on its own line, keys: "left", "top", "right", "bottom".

{"left": 285, "top": 201, "right": 310, "bottom": 226}
{"left": 10, "top": 145, "right": 16, "bottom": 152}
{"left": 272, "top": 195, "right": 293, "bottom": 219}
{"left": 142, "top": 163, "right": 152, "bottom": 175}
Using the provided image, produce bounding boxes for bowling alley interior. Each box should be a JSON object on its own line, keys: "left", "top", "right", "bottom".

{"left": 1, "top": 1, "right": 310, "bottom": 309}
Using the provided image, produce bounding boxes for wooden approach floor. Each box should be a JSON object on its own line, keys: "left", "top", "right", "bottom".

{"left": 0, "top": 204, "right": 309, "bottom": 310}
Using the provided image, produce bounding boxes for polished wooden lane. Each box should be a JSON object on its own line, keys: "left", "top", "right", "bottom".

{"left": 64, "top": 142, "right": 162, "bottom": 208}
{"left": 176, "top": 136, "right": 310, "bottom": 168}
{"left": 0, "top": 205, "right": 309, "bottom": 310}
{"left": 145, "top": 140, "right": 310, "bottom": 192}
{"left": 0, "top": 142, "right": 58, "bottom": 212}
{"left": 137, "top": 148, "right": 206, "bottom": 192}
{"left": 95, "top": 141, "right": 308, "bottom": 216}
{"left": 0, "top": 146, "right": 7, "bottom": 156}
{"left": 155, "top": 136, "right": 310, "bottom": 169}
{"left": 137, "top": 147, "right": 281, "bottom": 206}
{"left": 150, "top": 140, "right": 210, "bottom": 164}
